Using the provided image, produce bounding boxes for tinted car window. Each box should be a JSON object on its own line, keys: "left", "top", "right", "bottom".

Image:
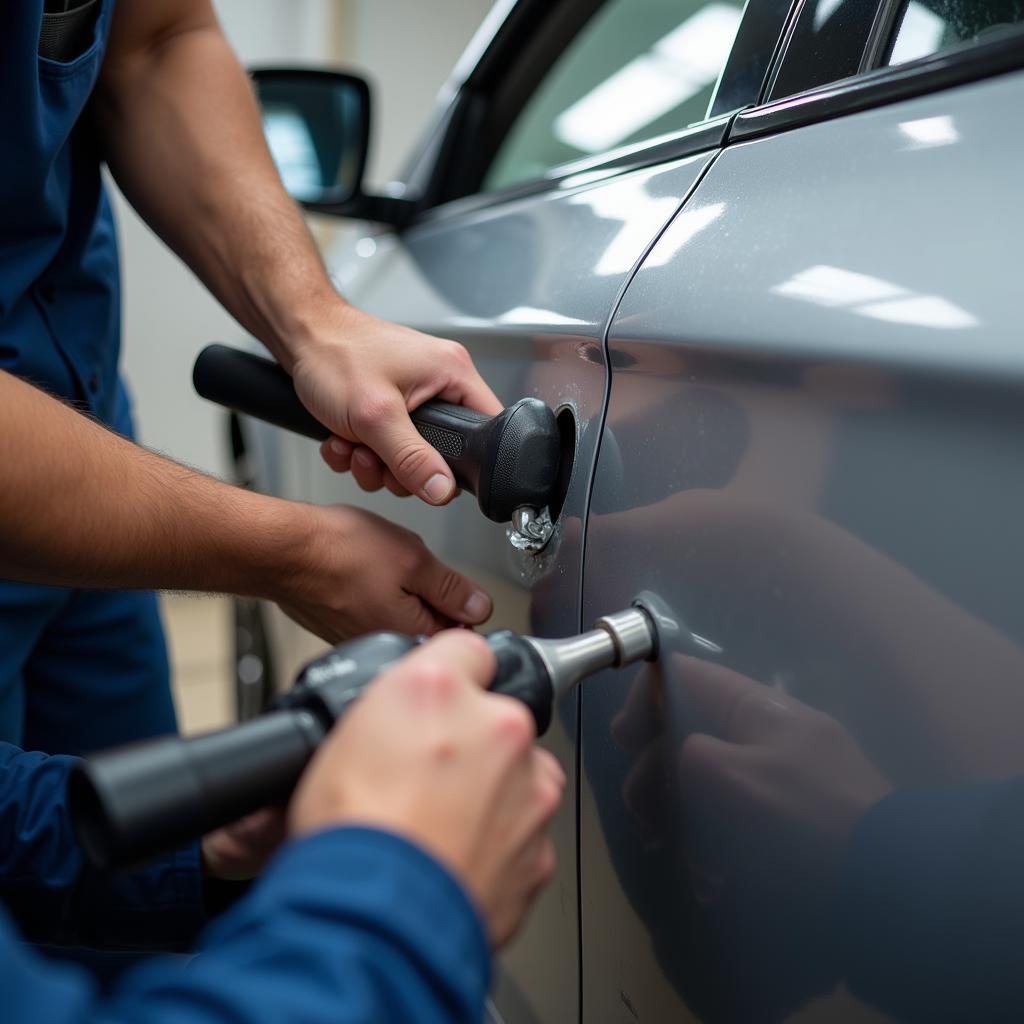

{"left": 768, "top": 0, "right": 879, "bottom": 100}
{"left": 483, "top": 0, "right": 744, "bottom": 192}
{"left": 886, "top": 0, "right": 1024, "bottom": 65}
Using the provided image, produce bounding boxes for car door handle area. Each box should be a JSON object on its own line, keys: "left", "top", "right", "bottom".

{"left": 193, "top": 344, "right": 562, "bottom": 526}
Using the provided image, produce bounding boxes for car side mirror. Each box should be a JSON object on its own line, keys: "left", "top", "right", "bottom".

{"left": 251, "top": 67, "right": 413, "bottom": 227}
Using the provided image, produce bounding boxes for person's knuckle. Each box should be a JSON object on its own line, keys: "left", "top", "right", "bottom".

{"left": 457, "top": 629, "right": 491, "bottom": 655}
{"left": 538, "top": 747, "right": 565, "bottom": 784}
{"left": 443, "top": 338, "right": 472, "bottom": 366}
{"left": 450, "top": 629, "right": 496, "bottom": 674}
{"left": 409, "top": 660, "right": 458, "bottom": 702}
{"left": 395, "top": 535, "right": 429, "bottom": 575}
{"left": 494, "top": 700, "right": 534, "bottom": 751}
{"left": 535, "top": 773, "right": 563, "bottom": 818}
{"left": 350, "top": 393, "right": 398, "bottom": 435}
{"left": 434, "top": 567, "right": 465, "bottom": 605}
{"left": 537, "top": 840, "right": 557, "bottom": 883}
{"left": 438, "top": 627, "right": 488, "bottom": 658}
{"left": 392, "top": 438, "right": 434, "bottom": 481}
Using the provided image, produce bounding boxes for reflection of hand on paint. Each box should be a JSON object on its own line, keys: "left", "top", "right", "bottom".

{"left": 605, "top": 488, "right": 1024, "bottom": 782}
{"left": 675, "top": 656, "right": 890, "bottom": 897}
{"left": 612, "top": 656, "right": 892, "bottom": 1019}
{"left": 613, "top": 656, "right": 889, "bottom": 901}
{"left": 613, "top": 654, "right": 1024, "bottom": 1021}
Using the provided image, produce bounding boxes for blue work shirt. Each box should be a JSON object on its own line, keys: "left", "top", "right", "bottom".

{"left": 0, "top": 742, "right": 205, "bottom": 948}
{"left": 0, "top": 0, "right": 177, "bottom": 752}
{"left": 0, "top": 0, "right": 121, "bottom": 419}
{"left": 1, "top": 742, "right": 491, "bottom": 1023}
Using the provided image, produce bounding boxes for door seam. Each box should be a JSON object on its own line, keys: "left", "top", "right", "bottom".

{"left": 573, "top": 145, "right": 725, "bottom": 1024}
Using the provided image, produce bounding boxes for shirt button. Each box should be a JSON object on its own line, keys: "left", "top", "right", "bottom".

{"left": 88, "top": 373, "right": 101, "bottom": 394}
{"left": 40, "top": 284, "right": 57, "bottom": 303}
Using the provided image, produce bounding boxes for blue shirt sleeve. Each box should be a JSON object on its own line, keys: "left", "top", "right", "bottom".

{"left": 837, "top": 779, "right": 1024, "bottom": 1022}
{"left": 3, "top": 826, "right": 490, "bottom": 1024}
{"left": 0, "top": 742, "right": 206, "bottom": 948}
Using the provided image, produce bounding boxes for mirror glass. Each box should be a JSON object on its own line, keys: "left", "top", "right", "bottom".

{"left": 254, "top": 71, "right": 368, "bottom": 204}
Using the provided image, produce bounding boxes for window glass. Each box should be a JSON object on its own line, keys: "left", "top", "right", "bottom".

{"left": 483, "top": 0, "right": 744, "bottom": 193}
{"left": 768, "top": 0, "right": 879, "bottom": 100}
{"left": 886, "top": 0, "right": 1024, "bottom": 66}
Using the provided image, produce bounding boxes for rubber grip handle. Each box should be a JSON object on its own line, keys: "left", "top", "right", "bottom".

{"left": 70, "top": 629, "right": 556, "bottom": 870}
{"left": 193, "top": 344, "right": 561, "bottom": 524}
{"left": 69, "top": 710, "right": 326, "bottom": 870}
{"left": 193, "top": 343, "right": 328, "bottom": 441}
{"left": 486, "top": 630, "right": 554, "bottom": 737}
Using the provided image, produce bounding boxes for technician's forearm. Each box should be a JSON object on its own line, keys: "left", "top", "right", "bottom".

{"left": 95, "top": 18, "right": 338, "bottom": 370}
{"left": 0, "top": 373, "right": 312, "bottom": 596}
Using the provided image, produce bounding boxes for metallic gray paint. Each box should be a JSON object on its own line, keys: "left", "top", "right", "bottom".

{"left": 300, "top": 152, "right": 715, "bottom": 1023}
{"left": 580, "top": 71, "right": 1024, "bottom": 1021}
{"left": 243, "top": 15, "right": 1024, "bottom": 1015}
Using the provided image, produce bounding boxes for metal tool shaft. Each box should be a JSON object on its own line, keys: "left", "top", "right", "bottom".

{"left": 525, "top": 606, "right": 656, "bottom": 701}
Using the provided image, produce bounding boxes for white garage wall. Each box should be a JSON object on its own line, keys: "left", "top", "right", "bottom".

{"left": 339, "top": 0, "right": 495, "bottom": 189}
{"left": 117, "top": 0, "right": 493, "bottom": 476}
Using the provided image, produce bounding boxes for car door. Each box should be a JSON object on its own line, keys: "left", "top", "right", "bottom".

{"left": 252, "top": 3, "right": 790, "bottom": 1020}
{"left": 579, "top": 4, "right": 1024, "bottom": 1021}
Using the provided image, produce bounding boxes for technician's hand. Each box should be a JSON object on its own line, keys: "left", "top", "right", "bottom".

{"left": 273, "top": 504, "right": 492, "bottom": 641}
{"left": 290, "top": 306, "right": 502, "bottom": 504}
{"left": 201, "top": 807, "right": 287, "bottom": 881}
{"left": 289, "top": 630, "right": 565, "bottom": 947}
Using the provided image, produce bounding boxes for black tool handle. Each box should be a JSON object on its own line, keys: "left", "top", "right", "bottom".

{"left": 192, "top": 344, "right": 560, "bottom": 523}
{"left": 194, "top": 343, "right": 326, "bottom": 440}
{"left": 69, "top": 710, "right": 327, "bottom": 870}
{"left": 487, "top": 630, "right": 554, "bottom": 737}
{"left": 281, "top": 630, "right": 553, "bottom": 734}
{"left": 70, "top": 630, "right": 555, "bottom": 870}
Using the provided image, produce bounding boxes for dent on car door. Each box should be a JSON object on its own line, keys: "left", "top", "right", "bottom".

{"left": 580, "top": 39, "right": 1024, "bottom": 1024}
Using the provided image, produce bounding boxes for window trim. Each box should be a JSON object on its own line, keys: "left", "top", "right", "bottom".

{"left": 858, "top": 0, "right": 905, "bottom": 72}
{"left": 730, "top": 23, "right": 1024, "bottom": 143}
{"left": 765, "top": 0, "right": 885, "bottom": 103}
{"left": 409, "top": 0, "right": 795, "bottom": 223}
{"left": 416, "top": 114, "right": 732, "bottom": 225}
{"left": 757, "top": 0, "right": 809, "bottom": 102}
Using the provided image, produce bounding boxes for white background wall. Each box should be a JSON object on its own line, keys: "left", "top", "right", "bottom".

{"left": 117, "top": 0, "right": 493, "bottom": 476}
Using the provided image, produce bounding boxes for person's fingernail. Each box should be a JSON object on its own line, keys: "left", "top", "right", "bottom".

{"left": 423, "top": 473, "right": 454, "bottom": 503}
{"left": 355, "top": 449, "right": 375, "bottom": 468}
{"left": 329, "top": 439, "right": 351, "bottom": 456}
{"left": 463, "top": 590, "right": 492, "bottom": 621}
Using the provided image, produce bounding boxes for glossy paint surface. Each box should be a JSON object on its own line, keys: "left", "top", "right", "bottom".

{"left": 581, "top": 72, "right": 1024, "bottom": 1021}
{"left": 273, "top": 152, "right": 716, "bottom": 1023}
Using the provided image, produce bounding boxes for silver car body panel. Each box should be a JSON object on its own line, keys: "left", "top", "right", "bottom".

{"left": 239, "top": 0, "right": 1024, "bottom": 1011}
{"left": 580, "top": 70, "right": 1024, "bottom": 1021}
{"left": 293, "top": 151, "right": 717, "bottom": 1023}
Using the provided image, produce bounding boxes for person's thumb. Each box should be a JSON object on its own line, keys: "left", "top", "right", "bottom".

{"left": 411, "top": 549, "right": 493, "bottom": 626}
{"left": 359, "top": 405, "right": 456, "bottom": 505}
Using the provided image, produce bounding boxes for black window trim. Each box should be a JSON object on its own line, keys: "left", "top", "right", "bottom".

{"left": 415, "top": 115, "right": 732, "bottom": 226}
{"left": 759, "top": 0, "right": 809, "bottom": 100}
{"left": 731, "top": 16, "right": 1024, "bottom": 143}
{"left": 859, "top": 0, "right": 905, "bottom": 72}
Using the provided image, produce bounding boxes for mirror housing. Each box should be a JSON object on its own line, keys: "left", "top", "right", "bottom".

{"left": 251, "top": 67, "right": 415, "bottom": 227}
